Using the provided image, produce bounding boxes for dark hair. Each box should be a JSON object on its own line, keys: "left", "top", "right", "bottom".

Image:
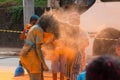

{"left": 37, "top": 14, "right": 59, "bottom": 38}
{"left": 30, "top": 15, "right": 39, "bottom": 22}
{"left": 86, "top": 55, "right": 120, "bottom": 80}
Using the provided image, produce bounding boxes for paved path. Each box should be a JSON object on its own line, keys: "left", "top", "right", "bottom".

{"left": 0, "top": 71, "right": 60, "bottom": 80}
{"left": 0, "top": 48, "right": 20, "bottom": 56}
{"left": 0, "top": 57, "right": 53, "bottom": 80}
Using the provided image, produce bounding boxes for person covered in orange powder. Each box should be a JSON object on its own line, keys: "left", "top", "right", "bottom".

{"left": 60, "top": 26, "right": 89, "bottom": 80}
{"left": 20, "top": 15, "right": 39, "bottom": 40}
{"left": 19, "top": 14, "right": 59, "bottom": 80}
{"left": 14, "top": 14, "right": 39, "bottom": 77}
{"left": 52, "top": 39, "right": 66, "bottom": 80}
{"left": 42, "top": 38, "right": 67, "bottom": 80}
{"left": 53, "top": 4, "right": 89, "bottom": 80}
{"left": 40, "top": 11, "right": 66, "bottom": 80}
{"left": 45, "top": 8, "right": 89, "bottom": 80}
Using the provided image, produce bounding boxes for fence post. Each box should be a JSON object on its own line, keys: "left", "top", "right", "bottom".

{"left": 23, "top": 0, "right": 35, "bottom": 27}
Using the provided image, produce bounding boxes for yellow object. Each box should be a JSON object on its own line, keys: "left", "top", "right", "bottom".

{"left": 0, "top": 29, "right": 22, "bottom": 33}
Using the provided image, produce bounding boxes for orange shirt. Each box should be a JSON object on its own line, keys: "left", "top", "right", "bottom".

{"left": 20, "top": 24, "right": 32, "bottom": 40}
{"left": 43, "top": 32, "right": 54, "bottom": 44}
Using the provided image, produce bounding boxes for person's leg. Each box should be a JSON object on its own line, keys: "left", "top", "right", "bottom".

{"left": 71, "top": 52, "right": 82, "bottom": 80}
{"left": 41, "top": 71, "right": 44, "bottom": 80}
{"left": 30, "top": 73, "right": 43, "bottom": 80}
{"left": 41, "top": 64, "right": 44, "bottom": 80}
{"left": 28, "top": 64, "right": 44, "bottom": 80}
{"left": 26, "top": 69, "right": 32, "bottom": 80}
{"left": 70, "top": 74, "right": 79, "bottom": 80}
{"left": 60, "top": 72, "right": 64, "bottom": 80}
{"left": 59, "top": 54, "right": 66, "bottom": 80}
{"left": 51, "top": 56, "right": 59, "bottom": 80}
{"left": 53, "top": 72, "right": 57, "bottom": 80}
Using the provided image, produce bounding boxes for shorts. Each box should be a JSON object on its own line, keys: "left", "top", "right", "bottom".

{"left": 51, "top": 54, "right": 66, "bottom": 73}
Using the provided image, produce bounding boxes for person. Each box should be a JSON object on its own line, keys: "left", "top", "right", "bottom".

{"left": 20, "top": 15, "right": 39, "bottom": 40}
{"left": 59, "top": 2, "right": 89, "bottom": 80}
{"left": 77, "top": 71, "right": 86, "bottom": 80}
{"left": 19, "top": 14, "right": 59, "bottom": 80}
{"left": 39, "top": 12, "right": 65, "bottom": 80}
{"left": 93, "top": 28, "right": 120, "bottom": 56}
{"left": 115, "top": 38, "right": 120, "bottom": 57}
{"left": 50, "top": 39, "right": 66, "bottom": 80}
{"left": 14, "top": 15, "right": 39, "bottom": 77}
{"left": 86, "top": 55, "right": 120, "bottom": 80}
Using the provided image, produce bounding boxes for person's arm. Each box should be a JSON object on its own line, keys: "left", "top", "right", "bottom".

{"left": 20, "top": 24, "right": 30, "bottom": 40}
{"left": 20, "top": 29, "right": 26, "bottom": 40}
{"left": 35, "top": 27, "right": 49, "bottom": 71}
{"left": 35, "top": 27, "right": 44, "bottom": 57}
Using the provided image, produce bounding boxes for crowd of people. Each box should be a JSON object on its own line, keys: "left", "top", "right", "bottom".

{"left": 14, "top": 1, "right": 120, "bottom": 80}
{"left": 77, "top": 38, "right": 120, "bottom": 80}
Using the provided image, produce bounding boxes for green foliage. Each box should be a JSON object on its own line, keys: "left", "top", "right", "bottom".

{"left": 0, "top": 0, "right": 47, "bottom": 27}
{"left": 0, "top": 0, "right": 24, "bottom": 5}
{"left": 35, "top": 0, "right": 47, "bottom": 7}
{"left": 7, "top": 0, "right": 47, "bottom": 23}
{"left": 0, "top": 0, "right": 17, "bottom": 7}
{"left": 9, "top": 6, "right": 23, "bottom": 23}
{"left": 0, "top": 0, "right": 12, "bottom": 2}
{"left": 0, "top": 0, "right": 47, "bottom": 7}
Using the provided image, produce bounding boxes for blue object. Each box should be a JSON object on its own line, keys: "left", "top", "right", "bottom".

{"left": 30, "top": 14, "right": 39, "bottom": 22}
{"left": 32, "top": 14, "right": 39, "bottom": 19}
{"left": 77, "top": 71, "right": 86, "bottom": 80}
{"left": 14, "top": 63, "right": 24, "bottom": 77}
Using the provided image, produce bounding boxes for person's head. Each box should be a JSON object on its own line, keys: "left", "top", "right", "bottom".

{"left": 30, "top": 15, "right": 39, "bottom": 26}
{"left": 116, "top": 38, "right": 120, "bottom": 56}
{"left": 86, "top": 55, "right": 120, "bottom": 80}
{"left": 37, "top": 14, "right": 59, "bottom": 39}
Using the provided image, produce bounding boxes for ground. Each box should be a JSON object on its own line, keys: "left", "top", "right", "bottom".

{"left": 0, "top": 57, "right": 57, "bottom": 80}
{"left": 0, "top": 71, "right": 59, "bottom": 80}
{"left": 0, "top": 38, "right": 93, "bottom": 80}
